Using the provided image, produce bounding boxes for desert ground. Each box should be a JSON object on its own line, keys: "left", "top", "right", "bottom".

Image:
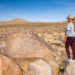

{"left": 0, "top": 19, "right": 74, "bottom": 75}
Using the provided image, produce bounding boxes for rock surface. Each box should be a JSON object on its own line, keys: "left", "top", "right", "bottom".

{"left": 3, "top": 31, "right": 54, "bottom": 61}
{"left": 0, "top": 54, "right": 23, "bottom": 75}
{"left": 65, "top": 62, "right": 75, "bottom": 75}
{"left": 49, "top": 60, "right": 59, "bottom": 75}
{"left": 0, "top": 30, "right": 66, "bottom": 75}
{"left": 28, "top": 59, "right": 52, "bottom": 75}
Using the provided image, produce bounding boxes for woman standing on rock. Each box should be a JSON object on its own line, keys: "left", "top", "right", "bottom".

{"left": 65, "top": 15, "right": 75, "bottom": 62}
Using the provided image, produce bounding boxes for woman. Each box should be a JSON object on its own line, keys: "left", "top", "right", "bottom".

{"left": 65, "top": 15, "right": 75, "bottom": 62}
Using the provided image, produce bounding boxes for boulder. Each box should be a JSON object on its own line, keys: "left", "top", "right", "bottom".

{"left": 0, "top": 54, "right": 23, "bottom": 75}
{"left": 28, "top": 59, "right": 52, "bottom": 75}
{"left": 3, "top": 31, "right": 55, "bottom": 61}
{"left": 65, "top": 62, "right": 75, "bottom": 75}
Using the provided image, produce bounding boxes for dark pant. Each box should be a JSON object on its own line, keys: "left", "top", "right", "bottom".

{"left": 65, "top": 39, "right": 75, "bottom": 59}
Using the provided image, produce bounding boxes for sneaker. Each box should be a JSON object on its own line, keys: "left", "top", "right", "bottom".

{"left": 66, "top": 59, "right": 72, "bottom": 63}
{"left": 72, "top": 60, "right": 75, "bottom": 64}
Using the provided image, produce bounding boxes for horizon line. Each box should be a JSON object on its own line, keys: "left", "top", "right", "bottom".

{"left": 0, "top": 18, "right": 66, "bottom": 23}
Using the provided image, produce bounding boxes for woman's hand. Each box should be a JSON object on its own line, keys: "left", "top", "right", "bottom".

{"left": 64, "top": 35, "right": 68, "bottom": 43}
{"left": 64, "top": 38, "right": 67, "bottom": 43}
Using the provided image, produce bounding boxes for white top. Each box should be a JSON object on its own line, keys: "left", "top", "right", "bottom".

{"left": 65, "top": 22, "right": 75, "bottom": 37}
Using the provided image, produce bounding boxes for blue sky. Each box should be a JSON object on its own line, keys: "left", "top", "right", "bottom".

{"left": 0, "top": 0, "right": 75, "bottom": 22}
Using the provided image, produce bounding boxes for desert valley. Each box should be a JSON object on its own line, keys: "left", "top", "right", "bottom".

{"left": 0, "top": 18, "right": 74, "bottom": 75}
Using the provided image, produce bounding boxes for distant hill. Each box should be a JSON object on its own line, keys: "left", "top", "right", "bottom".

{"left": 0, "top": 18, "right": 28, "bottom": 25}
{"left": 11, "top": 18, "right": 28, "bottom": 23}
{"left": 0, "top": 18, "right": 67, "bottom": 25}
